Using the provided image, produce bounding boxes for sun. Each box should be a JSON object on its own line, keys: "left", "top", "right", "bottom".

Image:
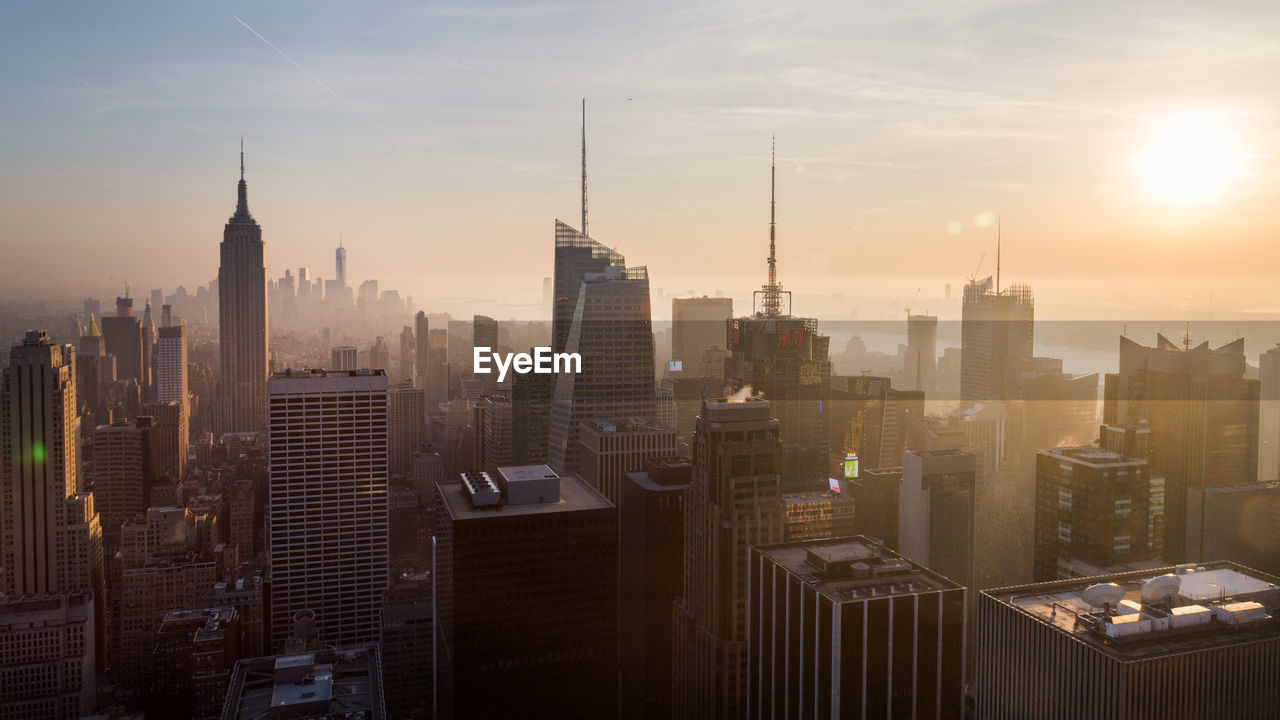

{"left": 1137, "top": 111, "right": 1244, "bottom": 205}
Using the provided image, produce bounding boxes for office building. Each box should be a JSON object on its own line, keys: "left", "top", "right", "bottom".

{"left": 219, "top": 646, "right": 385, "bottom": 720}
{"left": 1260, "top": 343, "right": 1280, "bottom": 482}
{"left": 91, "top": 416, "right": 159, "bottom": 551}
{"left": 621, "top": 458, "right": 691, "bottom": 720}
{"left": 960, "top": 275, "right": 1034, "bottom": 402}
{"left": 369, "top": 336, "right": 390, "bottom": 373}
{"left": 849, "top": 467, "right": 903, "bottom": 548}
{"left": 1103, "top": 334, "right": 1259, "bottom": 561}
{"left": 142, "top": 400, "right": 188, "bottom": 481}
{"left": 551, "top": 219, "right": 624, "bottom": 356}
{"left": 218, "top": 147, "right": 269, "bottom": 435}
{"left": 476, "top": 394, "right": 514, "bottom": 477}
{"left": 388, "top": 381, "right": 425, "bottom": 479}
{"left": 267, "top": 369, "right": 389, "bottom": 651}
{"left": 577, "top": 417, "right": 677, "bottom": 504}
{"left": 1186, "top": 482, "right": 1280, "bottom": 577}
{"left": 747, "top": 537, "right": 967, "bottom": 719}
{"left": 380, "top": 570, "right": 433, "bottom": 720}
{"left": 427, "top": 328, "right": 449, "bottom": 404}
{"left": 113, "top": 507, "right": 220, "bottom": 692}
{"left": 900, "top": 449, "right": 977, "bottom": 590}
{"left": 398, "top": 325, "right": 415, "bottom": 385}
{"left": 330, "top": 345, "right": 358, "bottom": 372}
{"left": 906, "top": 313, "right": 938, "bottom": 393}
{"left": 781, "top": 485, "right": 857, "bottom": 541}
{"left": 977, "top": 562, "right": 1280, "bottom": 719}
{"left": 0, "top": 592, "right": 96, "bottom": 719}
{"left": 671, "top": 296, "right": 733, "bottom": 378}
{"left": 512, "top": 362, "right": 552, "bottom": 465}
{"left": 548, "top": 262, "right": 658, "bottom": 475}
{"left": 414, "top": 311, "right": 430, "bottom": 389}
{"left": 832, "top": 374, "right": 924, "bottom": 474}
{"left": 103, "top": 295, "right": 145, "bottom": 391}
{"left": 673, "top": 397, "right": 785, "bottom": 719}
{"left": 150, "top": 606, "right": 241, "bottom": 720}
{"left": 1, "top": 331, "right": 83, "bottom": 597}
{"left": 1033, "top": 446, "right": 1155, "bottom": 582}
{"left": 433, "top": 466, "right": 618, "bottom": 719}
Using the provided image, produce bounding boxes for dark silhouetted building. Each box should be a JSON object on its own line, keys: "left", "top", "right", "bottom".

{"left": 900, "top": 449, "right": 977, "bottom": 590}
{"left": 621, "top": 457, "right": 691, "bottom": 720}
{"left": 218, "top": 148, "right": 268, "bottom": 435}
{"left": 673, "top": 397, "right": 785, "bottom": 719}
{"left": 578, "top": 417, "right": 677, "bottom": 504}
{"left": 150, "top": 606, "right": 240, "bottom": 720}
{"left": 91, "top": 416, "right": 159, "bottom": 551}
{"left": 0, "top": 592, "right": 97, "bottom": 719}
{"left": 1103, "top": 334, "right": 1260, "bottom": 562}
{"left": 381, "top": 570, "right": 433, "bottom": 720}
{"left": 433, "top": 466, "right": 617, "bottom": 719}
{"left": 747, "top": 537, "right": 966, "bottom": 719}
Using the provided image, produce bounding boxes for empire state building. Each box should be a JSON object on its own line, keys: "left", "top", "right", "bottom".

{"left": 218, "top": 146, "right": 268, "bottom": 434}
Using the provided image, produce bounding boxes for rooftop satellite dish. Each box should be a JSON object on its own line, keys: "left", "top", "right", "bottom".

{"left": 1081, "top": 582, "right": 1124, "bottom": 610}
{"left": 1141, "top": 574, "right": 1182, "bottom": 605}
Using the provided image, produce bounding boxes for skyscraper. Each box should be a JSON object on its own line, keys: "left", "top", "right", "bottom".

{"left": 960, "top": 274, "right": 1033, "bottom": 402}
{"left": 552, "top": 220, "right": 624, "bottom": 356}
{"left": 747, "top": 537, "right": 967, "bottom": 719}
{"left": 577, "top": 417, "right": 677, "bottom": 504}
{"left": 1259, "top": 343, "right": 1280, "bottom": 482}
{"left": 1, "top": 331, "right": 82, "bottom": 597}
{"left": 267, "top": 369, "right": 389, "bottom": 651}
{"left": 102, "top": 295, "right": 144, "bottom": 390}
{"left": 433, "top": 466, "right": 618, "bottom": 719}
{"left": 153, "top": 320, "right": 189, "bottom": 475}
{"left": 900, "top": 449, "right": 977, "bottom": 590}
{"left": 91, "top": 417, "right": 158, "bottom": 551}
{"left": 671, "top": 296, "right": 733, "bottom": 378}
{"left": 398, "top": 325, "right": 415, "bottom": 385}
{"left": 330, "top": 346, "right": 357, "bottom": 371}
{"left": 218, "top": 145, "right": 269, "bottom": 435}
{"left": 906, "top": 312, "right": 938, "bottom": 393}
{"left": 548, "top": 262, "right": 657, "bottom": 475}
{"left": 414, "top": 311, "right": 430, "bottom": 390}
{"left": 977, "top": 562, "right": 1280, "bottom": 719}
{"left": 1103, "top": 334, "right": 1260, "bottom": 562}
{"left": 672, "top": 397, "right": 785, "bottom": 719}
{"left": 388, "top": 380, "right": 425, "bottom": 479}
{"left": 621, "top": 457, "right": 691, "bottom": 720}
{"left": 335, "top": 240, "right": 347, "bottom": 289}
{"left": 725, "top": 144, "right": 831, "bottom": 489}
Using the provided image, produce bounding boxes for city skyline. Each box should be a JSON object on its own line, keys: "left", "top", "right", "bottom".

{"left": 3, "top": 2, "right": 1279, "bottom": 316}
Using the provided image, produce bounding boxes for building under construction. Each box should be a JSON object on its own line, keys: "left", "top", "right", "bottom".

{"left": 725, "top": 141, "right": 831, "bottom": 490}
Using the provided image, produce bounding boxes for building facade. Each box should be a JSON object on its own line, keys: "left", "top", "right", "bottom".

{"left": 218, "top": 150, "right": 269, "bottom": 435}
{"left": 267, "top": 369, "right": 389, "bottom": 651}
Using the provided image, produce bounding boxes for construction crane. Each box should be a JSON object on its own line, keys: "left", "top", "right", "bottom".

{"left": 905, "top": 287, "right": 922, "bottom": 319}
{"left": 967, "top": 253, "right": 986, "bottom": 285}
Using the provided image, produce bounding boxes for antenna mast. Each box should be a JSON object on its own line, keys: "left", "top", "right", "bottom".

{"left": 996, "top": 215, "right": 1002, "bottom": 295}
{"left": 753, "top": 137, "right": 789, "bottom": 317}
{"left": 581, "top": 98, "right": 588, "bottom": 237}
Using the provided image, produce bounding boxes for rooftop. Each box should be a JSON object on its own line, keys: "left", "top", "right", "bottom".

{"left": 439, "top": 471, "right": 612, "bottom": 520}
{"left": 220, "top": 646, "right": 383, "bottom": 720}
{"left": 757, "top": 536, "right": 959, "bottom": 603}
{"left": 1040, "top": 445, "right": 1146, "bottom": 468}
{"left": 986, "top": 562, "right": 1280, "bottom": 660}
{"left": 581, "top": 417, "right": 672, "bottom": 435}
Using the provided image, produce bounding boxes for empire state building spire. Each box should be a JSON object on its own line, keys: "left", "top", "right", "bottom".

{"left": 232, "top": 138, "right": 254, "bottom": 224}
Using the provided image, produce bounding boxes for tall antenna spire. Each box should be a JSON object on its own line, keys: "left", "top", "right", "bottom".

{"left": 754, "top": 136, "right": 789, "bottom": 318}
{"left": 581, "top": 98, "right": 588, "bottom": 237}
{"left": 769, "top": 136, "right": 777, "bottom": 291}
{"left": 996, "top": 215, "right": 1002, "bottom": 295}
{"left": 240, "top": 136, "right": 245, "bottom": 180}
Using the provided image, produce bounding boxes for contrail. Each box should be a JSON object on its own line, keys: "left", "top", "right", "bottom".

{"left": 232, "top": 14, "right": 406, "bottom": 152}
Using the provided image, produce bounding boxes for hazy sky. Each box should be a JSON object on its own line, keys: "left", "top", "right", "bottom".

{"left": 2, "top": 1, "right": 1278, "bottom": 317}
